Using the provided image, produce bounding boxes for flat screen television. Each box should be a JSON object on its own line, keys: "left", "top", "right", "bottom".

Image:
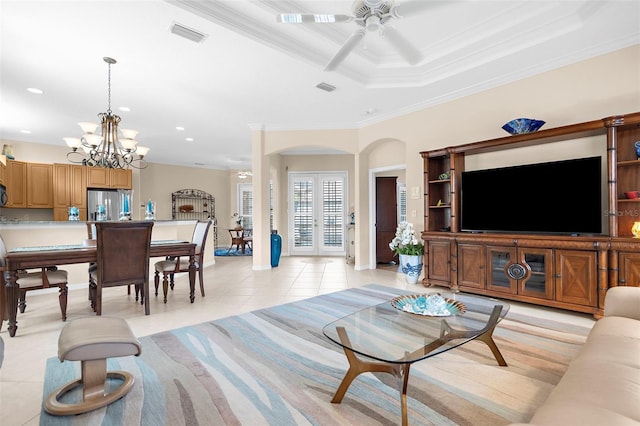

{"left": 460, "top": 156, "right": 602, "bottom": 235}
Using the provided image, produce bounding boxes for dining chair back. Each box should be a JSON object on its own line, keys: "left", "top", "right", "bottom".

{"left": 154, "top": 219, "right": 211, "bottom": 303}
{"left": 90, "top": 221, "right": 154, "bottom": 316}
{"left": 0, "top": 235, "right": 69, "bottom": 321}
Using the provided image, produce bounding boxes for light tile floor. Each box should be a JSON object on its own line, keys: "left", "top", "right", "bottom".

{"left": 0, "top": 255, "right": 596, "bottom": 426}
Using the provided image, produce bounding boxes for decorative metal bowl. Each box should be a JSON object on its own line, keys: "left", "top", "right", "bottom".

{"left": 502, "top": 118, "right": 546, "bottom": 135}
{"left": 390, "top": 294, "right": 466, "bottom": 317}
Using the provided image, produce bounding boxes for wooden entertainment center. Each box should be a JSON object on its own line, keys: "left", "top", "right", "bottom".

{"left": 420, "top": 112, "right": 640, "bottom": 317}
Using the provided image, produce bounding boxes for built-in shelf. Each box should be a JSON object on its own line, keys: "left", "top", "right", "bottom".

{"left": 171, "top": 188, "right": 217, "bottom": 246}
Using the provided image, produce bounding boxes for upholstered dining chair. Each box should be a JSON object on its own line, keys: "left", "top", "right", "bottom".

{"left": 86, "top": 221, "right": 136, "bottom": 298}
{"left": 89, "top": 221, "right": 154, "bottom": 316}
{"left": 0, "top": 235, "right": 69, "bottom": 321}
{"left": 154, "top": 219, "right": 211, "bottom": 303}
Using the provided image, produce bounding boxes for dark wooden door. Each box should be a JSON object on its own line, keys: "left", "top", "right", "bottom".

{"left": 376, "top": 176, "right": 397, "bottom": 264}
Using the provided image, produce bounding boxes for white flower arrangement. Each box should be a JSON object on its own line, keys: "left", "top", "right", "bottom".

{"left": 389, "top": 221, "right": 424, "bottom": 256}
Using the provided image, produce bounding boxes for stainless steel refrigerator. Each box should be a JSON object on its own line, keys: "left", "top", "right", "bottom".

{"left": 87, "top": 189, "right": 120, "bottom": 221}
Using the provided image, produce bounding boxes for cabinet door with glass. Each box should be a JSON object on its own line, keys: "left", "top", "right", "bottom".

{"left": 486, "top": 246, "right": 553, "bottom": 300}
{"left": 517, "top": 248, "right": 554, "bottom": 300}
{"left": 486, "top": 246, "right": 518, "bottom": 294}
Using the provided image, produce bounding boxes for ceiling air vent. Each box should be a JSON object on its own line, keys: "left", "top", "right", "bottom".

{"left": 170, "top": 23, "right": 208, "bottom": 43}
{"left": 316, "top": 82, "right": 336, "bottom": 92}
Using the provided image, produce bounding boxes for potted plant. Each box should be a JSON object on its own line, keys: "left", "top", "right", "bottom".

{"left": 389, "top": 222, "right": 424, "bottom": 284}
{"left": 232, "top": 213, "right": 243, "bottom": 230}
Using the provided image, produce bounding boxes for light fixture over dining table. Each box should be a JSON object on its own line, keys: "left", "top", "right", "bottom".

{"left": 64, "top": 57, "right": 149, "bottom": 169}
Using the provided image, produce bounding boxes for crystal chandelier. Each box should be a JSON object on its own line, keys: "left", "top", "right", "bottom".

{"left": 64, "top": 57, "right": 149, "bottom": 169}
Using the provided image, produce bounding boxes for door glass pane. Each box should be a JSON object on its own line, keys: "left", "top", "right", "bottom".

{"left": 322, "top": 178, "right": 343, "bottom": 248}
{"left": 293, "top": 179, "right": 313, "bottom": 248}
{"left": 523, "top": 253, "right": 546, "bottom": 294}
{"left": 491, "top": 251, "right": 511, "bottom": 289}
{"left": 398, "top": 183, "right": 407, "bottom": 223}
{"left": 239, "top": 183, "right": 253, "bottom": 229}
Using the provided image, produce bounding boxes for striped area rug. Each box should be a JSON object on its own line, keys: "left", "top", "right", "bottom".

{"left": 40, "top": 284, "right": 591, "bottom": 425}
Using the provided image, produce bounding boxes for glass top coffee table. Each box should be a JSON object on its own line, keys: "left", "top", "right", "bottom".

{"left": 322, "top": 291, "right": 510, "bottom": 426}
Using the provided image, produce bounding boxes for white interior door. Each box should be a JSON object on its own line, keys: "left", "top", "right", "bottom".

{"left": 289, "top": 172, "right": 347, "bottom": 256}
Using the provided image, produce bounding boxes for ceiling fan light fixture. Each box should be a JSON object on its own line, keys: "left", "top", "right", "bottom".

{"left": 366, "top": 15, "right": 381, "bottom": 32}
{"left": 314, "top": 14, "right": 336, "bottom": 23}
{"left": 364, "top": 0, "right": 385, "bottom": 8}
{"left": 278, "top": 13, "right": 302, "bottom": 23}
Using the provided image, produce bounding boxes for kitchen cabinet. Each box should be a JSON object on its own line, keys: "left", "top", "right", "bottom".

{"left": 53, "top": 163, "right": 87, "bottom": 221}
{"left": 26, "top": 162, "right": 53, "bottom": 208}
{"left": 6, "top": 160, "right": 27, "bottom": 208}
{"left": 0, "top": 159, "right": 6, "bottom": 185}
{"left": 86, "top": 167, "right": 131, "bottom": 189}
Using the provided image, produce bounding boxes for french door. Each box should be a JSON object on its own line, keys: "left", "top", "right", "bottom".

{"left": 288, "top": 172, "right": 347, "bottom": 256}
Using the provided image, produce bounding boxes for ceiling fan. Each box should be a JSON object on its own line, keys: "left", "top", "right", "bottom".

{"left": 277, "top": 0, "right": 437, "bottom": 71}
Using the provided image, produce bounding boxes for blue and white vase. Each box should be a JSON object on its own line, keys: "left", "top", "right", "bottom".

{"left": 399, "top": 254, "right": 423, "bottom": 284}
{"left": 634, "top": 141, "right": 640, "bottom": 159}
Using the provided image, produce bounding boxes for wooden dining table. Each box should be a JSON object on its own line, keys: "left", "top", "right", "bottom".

{"left": 1, "top": 240, "right": 196, "bottom": 337}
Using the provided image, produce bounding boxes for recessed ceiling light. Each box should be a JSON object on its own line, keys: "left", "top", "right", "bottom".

{"left": 185, "top": 137, "right": 194, "bottom": 142}
{"left": 20, "top": 130, "right": 31, "bottom": 134}
{"left": 119, "top": 106, "right": 130, "bottom": 112}
{"left": 176, "top": 126, "right": 185, "bottom": 131}
{"left": 27, "top": 88, "right": 43, "bottom": 94}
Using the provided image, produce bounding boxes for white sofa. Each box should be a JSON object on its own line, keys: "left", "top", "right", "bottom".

{"left": 512, "top": 286, "right": 640, "bottom": 425}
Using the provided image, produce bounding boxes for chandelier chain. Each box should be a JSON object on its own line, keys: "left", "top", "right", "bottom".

{"left": 106, "top": 60, "right": 112, "bottom": 115}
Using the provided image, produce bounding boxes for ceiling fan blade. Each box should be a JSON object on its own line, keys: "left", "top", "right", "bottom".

{"left": 383, "top": 26, "right": 423, "bottom": 65}
{"left": 277, "top": 13, "right": 352, "bottom": 24}
{"left": 391, "top": 0, "right": 450, "bottom": 18}
{"left": 324, "top": 29, "right": 366, "bottom": 71}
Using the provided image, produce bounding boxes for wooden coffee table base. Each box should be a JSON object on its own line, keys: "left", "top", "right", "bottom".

{"left": 330, "top": 305, "right": 507, "bottom": 425}
{"left": 331, "top": 327, "right": 412, "bottom": 426}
